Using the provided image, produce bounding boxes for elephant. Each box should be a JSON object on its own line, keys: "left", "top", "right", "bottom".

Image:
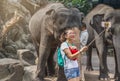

{"left": 83, "top": 4, "right": 114, "bottom": 80}
{"left": 83, "top": 4, "right": 120, "bottom": 81}
{"left": 108, "top": 10, "right": 120, "bottom": 81}
{"left": 96, "top": 10, "right": 120, "bottom": 81}
{"left": 29, "top": 3, "right": 83, "bottom": 81}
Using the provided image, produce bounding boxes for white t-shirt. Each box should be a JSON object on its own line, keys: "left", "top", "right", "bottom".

{"left": 80, "top": 29, "right": 88, "bottom": 48}
{"left": 60, "top": 42, "right": 79, "bottom": 69}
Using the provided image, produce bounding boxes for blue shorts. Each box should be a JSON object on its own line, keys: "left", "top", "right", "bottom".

{"left": 64, "top": 67, "right": 80, "bottom": 80}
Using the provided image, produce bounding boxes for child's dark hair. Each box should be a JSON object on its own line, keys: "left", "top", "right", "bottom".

{"left": 82, "top": 22, "right": 86, "bottom": 28}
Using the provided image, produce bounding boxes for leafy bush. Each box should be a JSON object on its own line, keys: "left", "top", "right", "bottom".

{"left": 49, "top": 0, "right": 92, "bottom": 15}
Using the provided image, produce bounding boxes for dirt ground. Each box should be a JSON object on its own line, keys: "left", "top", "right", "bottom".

{"left": 47, "top": 48, "right": 115, "bottom": 81}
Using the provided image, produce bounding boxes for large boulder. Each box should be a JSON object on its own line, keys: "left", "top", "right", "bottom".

{"left": 23, "top": 65, "right": 57, "bottom": 81}
{"left": 22, "top": 65, "right": 36, "bottom": 81}
{"left": 17, "top": 49, "right": 36, "bottom": 66}
{"left": 0, "top": 0, "right": 42, "bottom": 58}
{"left": 0, "top": 58, "right": 24, "bottom": 81}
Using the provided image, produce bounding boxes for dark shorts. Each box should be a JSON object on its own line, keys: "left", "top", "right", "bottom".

{"left": 64, "top": 67, "right": 80, "bottom": 80}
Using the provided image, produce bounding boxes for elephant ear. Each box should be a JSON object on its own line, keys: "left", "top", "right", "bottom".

{"left": 46, "top": 9, "right": 56, "bottom": 24}
{"left": 45, "top": 9, "right": 56, "bottom": 35}
{"left": 90, "top": 18, "right": 93, "bottom": 27}
{"left": 80, "top": 12, "right": 85, "bottom": 21}
{"left": 46, "top": 9, "right": 55, "bottom": 17}
{"left": 90, "top": 14, "right": 105, "bottom": 34}
{"left": 104, "top": 12, "right": 114, "bottom": 21}
{"left": 90, "top": 14, "right": 105, "bottom": 28}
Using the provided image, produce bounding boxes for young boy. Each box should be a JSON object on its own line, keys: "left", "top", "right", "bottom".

{"left": 80, "top": 23, "right": 88, "bottom": 48}
{"left": 79, "top": 23, "right": 88, "bottom": 81}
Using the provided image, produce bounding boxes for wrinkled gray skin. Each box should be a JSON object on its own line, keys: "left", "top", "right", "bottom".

{"left": 83, "top": 4, "right": 114, "bottom": 80}
{"left": 103, "top": 10, "right": 120, "bottom": 81}
{"left": 83, "top": 4, "right": 120, "bottom": 81}
{"left": 29, "top": 3, "right": 82, "bottom": 81}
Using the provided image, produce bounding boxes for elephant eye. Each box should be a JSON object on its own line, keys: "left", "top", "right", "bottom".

{"left": 59, "top": 19, "right": 65, "bottom": 25}
{"left": 106, "top": 16, "right": 113, "bottom": 21}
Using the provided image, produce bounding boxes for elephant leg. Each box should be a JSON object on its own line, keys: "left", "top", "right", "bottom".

{"left": 101, "top": 48, "right": 109, "bottom": 80}
{"left": 114, "top": 49, "right": 119, "bottom": 80}
{"left": 95, "top": 40, "right": 109, "bottom": 80}
{"left": 34, "top": 36, "right": 51, "bottom": 81}
{"left": 33, "top": 41, "right": 39, "bottom": 57}
{"left": 97, "top": 46, "right": 109, "bottom": 80}
{"left": 114, "top": 50, "right": 120, "bottom": 81}
{"left": 57, "top": 67, "right": 67, "bottom": 81}
{"left": 31, "top": 36, "right": 39, "bottom": 57}
{"left": 31, "top": 37, "right": 39, "bottom": 65}
{"left": 113, "top": 37, "right": 120, "bottom": 81}
{"left": 102, "top": 45, "right": 109, "bottom": 72}
{"left": 47, "top": 47, "right": 57, "bottom": 76}
{"left": 86, "top": 46, "right": 93, "bottom": 71}
{"left": 103, "top": 45, "right": 109, "bottom": 72}
{"left": 114, "top": 49, "right": 119, "bottom": 79}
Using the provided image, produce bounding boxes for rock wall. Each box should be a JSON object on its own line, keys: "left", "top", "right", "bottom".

{"left": 0, "top": 0, "right": 48, "bottom": 59}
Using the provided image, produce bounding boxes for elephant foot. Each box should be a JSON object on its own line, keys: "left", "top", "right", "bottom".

{"left": 86, "top": 66, "right": 93, "bottom": 71}
{"left": 99, "top": 73, "right": 110, "bottom": 81}
{"left": 115, "top": 77, "right": 120, "bottom": 81}
{"left": 45, "top": 70, "right": 56, "bottom": 77}
{"left": 47, "top": 70, "right": 56, "bottom": 77}
{"left": 114, "top": 75, "right": 120, "bottom": 81}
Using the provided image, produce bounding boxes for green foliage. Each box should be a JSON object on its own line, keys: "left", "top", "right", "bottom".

{"left": 49, "top": 0, "right": 92, "bottom": 15}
